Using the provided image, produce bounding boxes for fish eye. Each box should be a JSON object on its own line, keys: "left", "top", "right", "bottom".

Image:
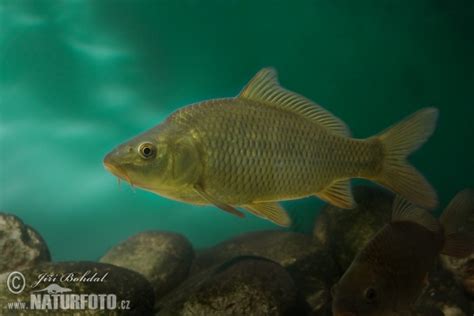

{"left": 364, "top": 287, "right": 377, "bottom": 302}
{"left": 138, "top": 142, "right": 156, "bottom": 159}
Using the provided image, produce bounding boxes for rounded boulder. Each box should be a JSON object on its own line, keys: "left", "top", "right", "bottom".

{"left": 100, "top": 231, "right": 194, "bottom": 301}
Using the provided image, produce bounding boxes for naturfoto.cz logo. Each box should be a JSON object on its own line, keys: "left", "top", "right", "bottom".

{"left": 4, "top": 270, "right": 131, "bottom": 311}
{"left": 6, "top": 271, "right": 26, "bottom": 295}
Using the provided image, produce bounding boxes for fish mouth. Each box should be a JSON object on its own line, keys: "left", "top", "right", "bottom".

{"left": 103, "top": 155, "right": 133, "bottom": 186}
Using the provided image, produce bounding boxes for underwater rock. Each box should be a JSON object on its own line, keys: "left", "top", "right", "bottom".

{"left": 0, "top": 213, "right": 51, "bottom": 273}
{"left": 441, "top": 251, "right": 474, "bottom": 298}
{"left": 313, "top": 185, "right": 393, "bottom": 271}
{"left": 191, "top": 230, "right": 336, "bottom": 315}
{"left": 416, "top": 259, "right": 473, "bottom": 316}
{"left": 100, "top": 231, "right": 194, "bottom": 302}
{"left": 156, "top": 256, "right": 306, "bottom": 316}
{"left": 0, "top": 261, "right": 154, "bottom": 315}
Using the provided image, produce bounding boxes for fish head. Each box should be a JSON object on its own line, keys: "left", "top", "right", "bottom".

{"left": 331, "top": 261, "right": 391, "bottom": 316}
{"left": 103, "top": 124, "right": 201, "bottom": 191}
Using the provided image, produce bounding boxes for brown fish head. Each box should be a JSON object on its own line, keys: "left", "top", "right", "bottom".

{"left": 332, "top": 261, "right": 392, "bottom": 316}
{"left": 103, "top": 123, "right": 201, "bottom": 192}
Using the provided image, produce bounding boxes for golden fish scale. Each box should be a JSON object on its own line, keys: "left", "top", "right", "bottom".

{"left": 170, "top": 98, "right": 381, "bottom": 205}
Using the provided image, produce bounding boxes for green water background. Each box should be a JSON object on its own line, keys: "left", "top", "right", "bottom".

{"left": 1, "top": 0, "right": 473, "bottom": 261}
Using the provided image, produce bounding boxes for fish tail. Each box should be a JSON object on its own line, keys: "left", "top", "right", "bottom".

{"left": 374, "top": 107, "right": 439, "bottom": 209}
{"left": 439, "top": 189, "right": 474, "bottom": 258}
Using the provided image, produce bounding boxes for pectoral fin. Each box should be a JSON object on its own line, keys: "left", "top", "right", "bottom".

{"left": 315, "top": 179, "right": 356, "bottom": 209}
{"left": 243, "top": 202, "right": 291, "bottom": 227}
{"left": 193, "top": 184, "right": 245, "bottom": 218}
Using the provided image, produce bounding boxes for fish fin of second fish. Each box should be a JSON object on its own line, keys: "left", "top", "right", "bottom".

{"left": 315, "top": 179, "right": 356, "bottom": 209}
{"left": 439, "top": 189, "right": 474, "bottom": 258}
{"left": 243, "top": 202, "right": 291, "bottom": 227}
{"left": 391, "top": 195, "right": 440, "bottom": 232}
{"left": 374, "top": 108, "right": 439, "bottom": 210}
{"left": 238, "top": 68, "right": 351, "bottom": 136}
{"left": 193, "top": 185, "right": 245, "bottom": 218}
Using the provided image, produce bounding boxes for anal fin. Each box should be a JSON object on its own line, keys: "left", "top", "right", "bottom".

{"left": 315, "top": 179, "right": 356, "bottom": 209}
{"left": 193, "top": 184, "right": 245, "bottom": 218}
{"left": 243, "top": 202, "right": 291, "bottom": 227}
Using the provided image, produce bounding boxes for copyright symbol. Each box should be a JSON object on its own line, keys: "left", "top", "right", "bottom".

{"left": 6, "top": 271, "right": 26, "bottom": 294}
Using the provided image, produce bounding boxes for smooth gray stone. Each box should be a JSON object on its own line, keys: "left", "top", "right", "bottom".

{"left": 157, "top": 256, "right": 306, "bottom": 316}
{"left": 0, "top": 213, "right": 51, "bottom": 274}
{"left": 191, "top": 230, "right": 337, "bottom": 315}
{"left": 100, "top": 231, "right": 194, "bottom": 302}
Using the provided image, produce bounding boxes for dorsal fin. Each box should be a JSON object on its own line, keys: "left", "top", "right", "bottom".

{"left": 392, "top": 195, "right": 440, "bottom": 232}
{"left": 439, "top": 188, "right": 474, "bottom": 235}
{"left": 238, "top": 68, "right": 350, "bottom": 136}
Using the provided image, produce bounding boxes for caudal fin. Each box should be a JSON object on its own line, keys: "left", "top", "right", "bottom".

{"left": 375, "top": 108, "right": 439, "bottom": 209}
{"left": 439, "top": 189, "right": 474, "bottom": 258}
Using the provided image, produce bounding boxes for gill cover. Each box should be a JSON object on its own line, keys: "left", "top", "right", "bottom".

{"left": 169, "top": 135, "right": 202, "bottom": 186}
